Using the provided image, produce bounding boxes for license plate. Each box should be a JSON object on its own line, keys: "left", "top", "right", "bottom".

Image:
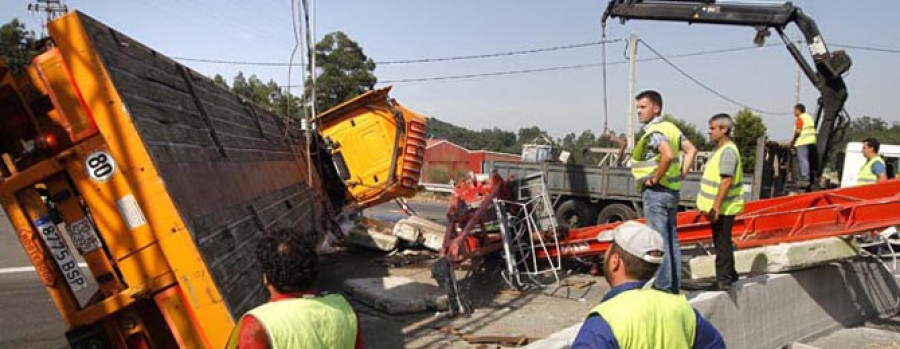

{"left": 68, "top": 217, "right": 102, "bottom": 253}
{"left": 35, "top": 216, "right": 87, "bottom": 292}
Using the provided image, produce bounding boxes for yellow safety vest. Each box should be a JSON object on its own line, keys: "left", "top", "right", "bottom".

{"left": 696, "top": 141, "right": 744, "bottom": 215}
{"left": 794, "top": 113, "right": 817, "bottom": 147}
{"left": 226, "top": 294, "right": 358, "bottom": 349}
{"left": 857, "top": 155, "right": 886, "bottom": 186}
{"left": 590, "top": 288, "right": 696, "bottom": 349}
{"left": 632, "top": 121, "right": 683, "bottom": 192}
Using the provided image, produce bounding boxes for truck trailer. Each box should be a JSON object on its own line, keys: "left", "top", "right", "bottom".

{"left": 0, "top": 12, "right": 426, "bottom": 348}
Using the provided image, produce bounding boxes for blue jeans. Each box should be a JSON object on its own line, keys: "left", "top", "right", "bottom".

{"left": 643, "top": 188, "right": 681, "bottom": 293}
{"left": 796, "top": 145, "right": 811, "bottom": 181}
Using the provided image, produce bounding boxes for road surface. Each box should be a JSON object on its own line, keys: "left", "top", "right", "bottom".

{"left": 0, "top": 199, "right": 448, "bottom": 348}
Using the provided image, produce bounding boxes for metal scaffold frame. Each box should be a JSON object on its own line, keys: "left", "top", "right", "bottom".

{"left": 494, "top": 172, "right": 562, "bottom": 288}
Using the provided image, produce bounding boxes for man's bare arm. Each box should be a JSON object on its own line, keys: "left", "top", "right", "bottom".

{"left": 681, "top": 138, "right": 698, "bottom": 178}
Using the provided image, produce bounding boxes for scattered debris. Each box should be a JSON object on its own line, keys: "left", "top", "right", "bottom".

{"left": 349, "top": 215, "right": 447, "bottom": 252}
{"left": 560, "top": 279, "right": 595, "bottom": 289}
{"left": 347, "top": 224, "right": 399, "bottom": 252}
{"left": 344, "top": 276, "right": 448, "bottom": 314}
{"left": 382, "top": 249, "right": 436, "bottom": 268}
{"left": 393, "top": 215, "right": 447, "bottom": 251}
{"left": 462, "top": 334, "right": 529, "bottom": 347}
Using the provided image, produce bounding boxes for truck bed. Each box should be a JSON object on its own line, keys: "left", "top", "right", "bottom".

{"left": 485, "top": 161, "right": 756, "bottom": 209}
{"left": 76, "top": 13, "right": 323, "bottom": 317}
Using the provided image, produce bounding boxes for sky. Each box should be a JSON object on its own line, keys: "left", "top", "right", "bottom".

{"left": 3, "top": 0, "right": 899, "bottom": 142}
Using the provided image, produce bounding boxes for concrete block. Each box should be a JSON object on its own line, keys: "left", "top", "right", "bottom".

{"left": 801, "top": 327, "right": 900, "bottom": 349}
{"left": 692, "top": 260, "right": 899, "bottom": 349}
{"left": 525, "top": 259, "right": 900, "bottom": 349}
{"left": 344, "top": 277, "right": 448, "bottom": 314}
{"left": 347, "top": 226, "right": 399, "bottom": 252}
{"left": 689, "top": 237, "right": 859, "bottom": 279}
{"left": 392, "top": 216, "right": 446, "bottom": 251}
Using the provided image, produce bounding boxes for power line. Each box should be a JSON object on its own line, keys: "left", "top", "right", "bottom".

{"left": 172, "top": 39, "right": 622, "bottom": 67}
{"left": 636, "top": 39, "right": 790, "bottom": 116}
{"left": 380, "top": 62, "right": 609, "bottom": 83}
{"left": 378, "top": 39, "right": 622, "bottom": 64}
{"left": 169, "top": 40, "right": 900, "bottom": 69}
{"left": 831, "top": 43, "right": 900, "bottom": 54}
{"left": 377, "top": 44, "right": 777, "bottom": 84}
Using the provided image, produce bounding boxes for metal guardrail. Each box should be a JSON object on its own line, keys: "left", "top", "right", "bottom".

{"left": 419, "top": 182, "right": 454, "bottom": 193}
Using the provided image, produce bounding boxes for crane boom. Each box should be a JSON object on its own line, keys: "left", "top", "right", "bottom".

{"left": 602, "top": 0, "right": 851, "bottom": 181}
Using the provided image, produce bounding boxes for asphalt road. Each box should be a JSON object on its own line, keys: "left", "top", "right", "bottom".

{"left": 0, "top": 200, "right": 449, "bottom": 348}
{"left": 363, "top": 199, "right": 448, "bottom": 224}
{"left": 1, "top": 199, "right": 899, "bottom": 348}
{"left": 0, "top": 209, "right": 68, "bottom": 349}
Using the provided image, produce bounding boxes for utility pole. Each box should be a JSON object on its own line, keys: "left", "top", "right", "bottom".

{"left": 627, "top": 33, "right": 638, "bottom": 149}
{"left": 794, "top": 38, "right": 802, "bottom": 105}
{"left": 27, "top": 0, "right": 68, "bottom": 35}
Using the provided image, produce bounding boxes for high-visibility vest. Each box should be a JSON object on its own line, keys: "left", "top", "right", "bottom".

{"left": 226, "top": 294, "right": 358, "bottom": 349}
{"left": 696, "top": 141, "right": 744, "bottom": 215}
{"left": 632, "top": 121, "right": 683, "bottom": 191}
{"left": 857, "top": 155, "right": 886, "bottom": 186}
{"left": 794, "top": 113, "right": 817, "bottom": 147}
{"left": 589, "top": 289, "right": 697, "bottom": 349}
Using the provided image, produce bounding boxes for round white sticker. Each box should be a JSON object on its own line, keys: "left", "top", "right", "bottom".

{"left": 85, "top": 151, "right": 117, "bottom": 182}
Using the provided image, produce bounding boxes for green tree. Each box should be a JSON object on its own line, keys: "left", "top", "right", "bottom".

{"left": 513, "top": 126, "right": 552, "bottom": 155}
{"left": 213, "top": 74, "right": 228, "bottom": 88}
{"left": 230, "top": 71, "right": 300, "bottom": 118}
{"left": 662, "top": 115, "right": 710, "bottom": 151}
{"left": 829, "top": 116, "right": 900, "bottom": 172}
{"left": 303, "top": 31, "right": 377, "bottom": 113}
{"left": 732, "top": 109, "right": 768, "bottom": 172}
{"left": 0, "top": 19, "right": 38, "bottom": 73}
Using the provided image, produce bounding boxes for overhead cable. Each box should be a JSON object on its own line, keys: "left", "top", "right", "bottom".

{"left": 831, "top": 43, "right": 900, "bottom": 54}
{"left": 378, "top": 44, "right": 777, "bottom": 84}
{"left": 172, "top": 39, "right": 622, "bottom": 67}
{"left": 378, "top": 39, "right": 622, "bottom": 64}
{"left": 636, "top": 39, "right": 790, "bottom": 116}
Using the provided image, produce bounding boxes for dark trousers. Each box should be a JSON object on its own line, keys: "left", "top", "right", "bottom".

{"left": 712, "top": 215, "right": 739, "bottom": 283}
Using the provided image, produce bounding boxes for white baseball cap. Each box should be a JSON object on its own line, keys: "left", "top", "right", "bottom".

{"left": 596, "top": 221, "right": 665, "bottom": 264}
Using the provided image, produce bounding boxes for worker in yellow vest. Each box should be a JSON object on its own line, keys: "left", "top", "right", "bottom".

{"left": 792, "top": 103, "right": 817, "bottom": 185}
{"left": 697, "top": 113, "right": 744, "bottom": 291}
{"left": 630, "top": 90, "right": 698, "bottom": 293}
{"left": 857, "top": 138, "right": 888, "bottom": 186}
{"left": 227, "top": 228, "right": 362, "bottom": 349}
{"left": 571, "top": 221, "right": 725, "bottom": 349}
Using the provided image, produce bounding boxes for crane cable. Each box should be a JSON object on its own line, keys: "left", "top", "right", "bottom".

{"left": 601, "top": 28, "right": 610, "bottom": 136}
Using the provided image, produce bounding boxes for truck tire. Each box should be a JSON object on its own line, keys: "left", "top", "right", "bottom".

{"left": 596, "top": 203, "right": 638, "bottom": 225}
{"left": 555, "top": 199, "right": 594, "bottom": 228}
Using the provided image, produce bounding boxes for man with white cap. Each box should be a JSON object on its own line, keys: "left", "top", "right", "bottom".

{"left": 571, "top": 221, "right": 725, "bottom": 349}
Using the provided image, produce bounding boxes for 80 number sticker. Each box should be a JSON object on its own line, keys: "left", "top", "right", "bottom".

{"left": 85, "top": 151, "right": 117, "bottom": 182}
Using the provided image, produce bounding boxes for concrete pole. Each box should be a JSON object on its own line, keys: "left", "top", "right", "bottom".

{"left": 627, "top": 33, "right": 638, "bottom": 149}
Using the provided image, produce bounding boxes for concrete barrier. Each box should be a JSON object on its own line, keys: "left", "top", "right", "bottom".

{"left": 688, "top": 237, "right": 859, "bottom": 279}
{"left": 524, "top": 259, "right": 900, "bottom": 349}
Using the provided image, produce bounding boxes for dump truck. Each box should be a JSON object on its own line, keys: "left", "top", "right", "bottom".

{"left": 485, "top": 150, "right": 760, "bottom": 227}
{"left": 0, "top": 11, "right": 426, "bottom": 348}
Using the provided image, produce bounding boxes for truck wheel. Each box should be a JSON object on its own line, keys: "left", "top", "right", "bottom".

{"left": 555, "top": 199, "right": 594, "bottom": 228}
{"left": 596, "top": 203, "right": 638, "bottom": 225}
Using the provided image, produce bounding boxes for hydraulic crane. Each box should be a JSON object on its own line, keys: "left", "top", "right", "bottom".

{"left": 433, "top": 1, "right": 873, "bottom": 300}
{"left": 602, "top": 0, "right": 852, "bottom": 186}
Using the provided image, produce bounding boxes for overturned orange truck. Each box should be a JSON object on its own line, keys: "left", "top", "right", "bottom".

{"left": 0, "top": 12, "right": 426, "bottom": 348}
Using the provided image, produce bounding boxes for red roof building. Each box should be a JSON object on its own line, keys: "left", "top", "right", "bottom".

{"left": 423, "top": 139, "right": 520, "bottom": 183}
